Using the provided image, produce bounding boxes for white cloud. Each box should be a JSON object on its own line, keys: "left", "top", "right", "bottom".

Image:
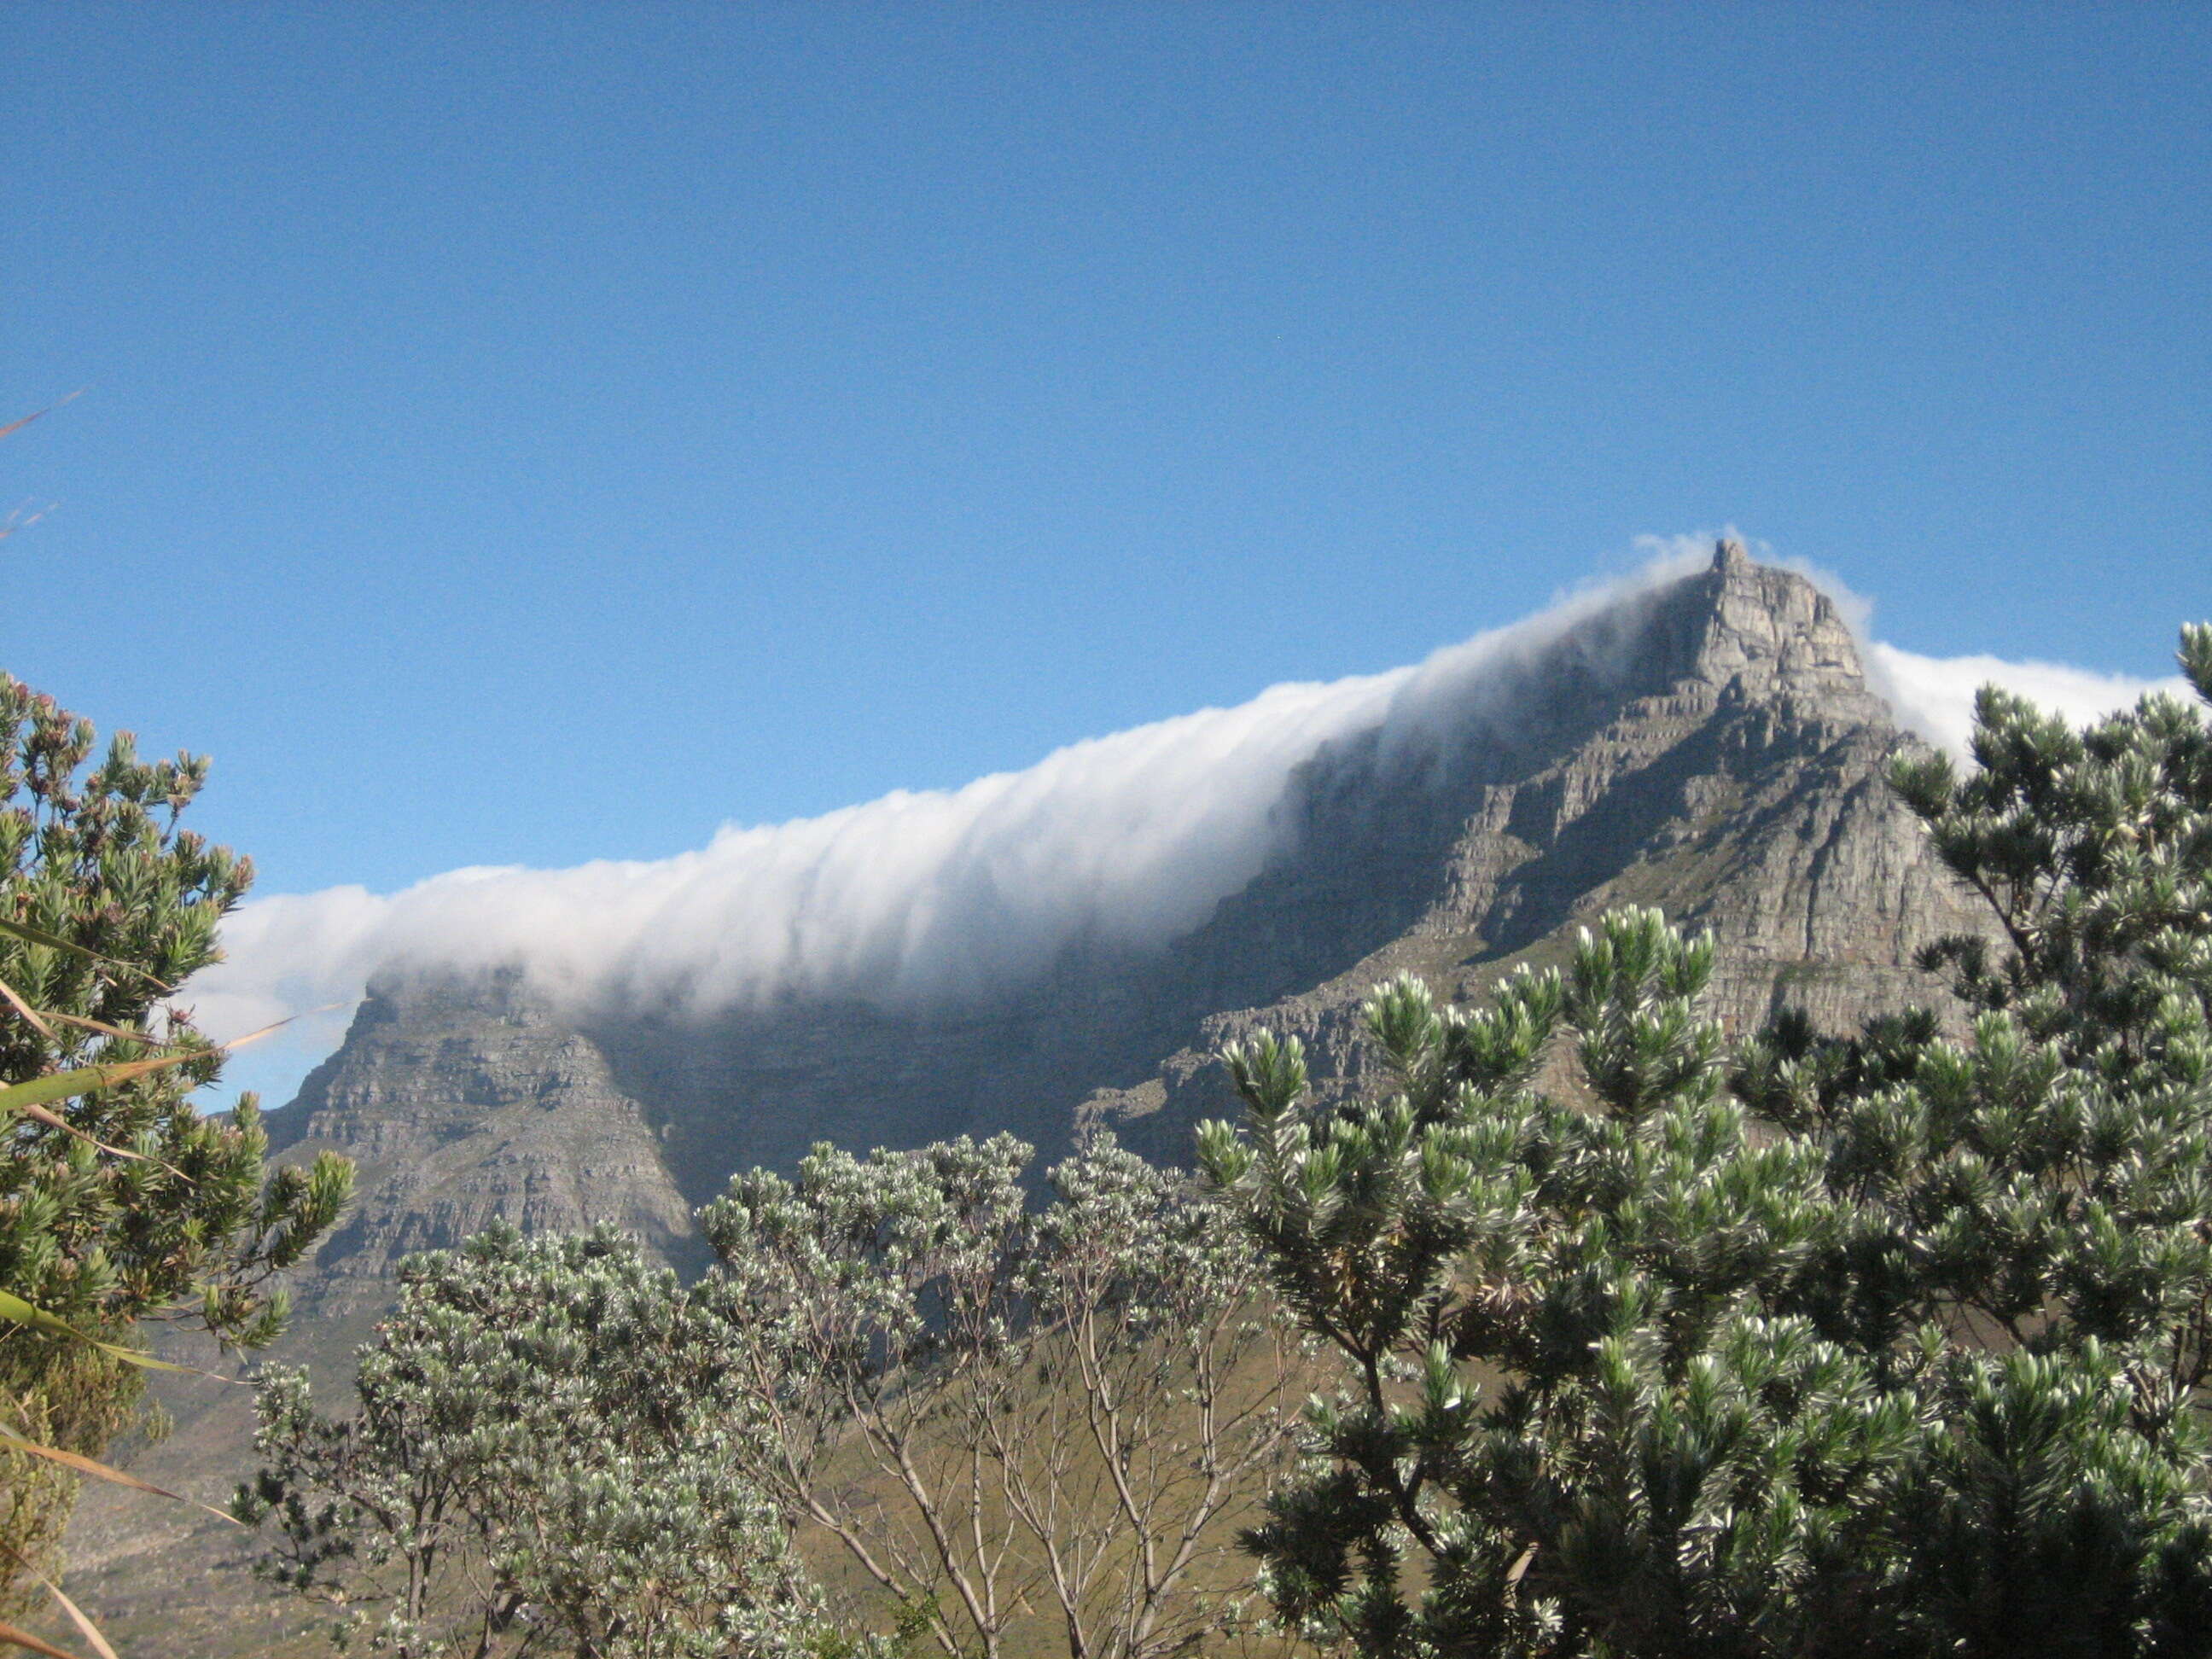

{"left": 179, "top": 544, "right": 2192, "bottom": 1103}
{"left": 1863, "top": 644, "right": 2186, "bottom": 755}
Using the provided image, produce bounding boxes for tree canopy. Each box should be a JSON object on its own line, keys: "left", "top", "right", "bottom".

{"left": 238, "top": 1225, "right": 827, "bottom": 1659}
{"left": 701, "top": 1130, "right": 1300, "bottom": 1659}
{"left": 242, "top": 620, "right": 2212, "bottom": 1659}
{"left": 0, "top": 674, "right": 352, "bottom": 1611}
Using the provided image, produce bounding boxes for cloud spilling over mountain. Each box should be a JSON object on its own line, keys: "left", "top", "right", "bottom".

{"left": 184, "top": 546, "right": 2187, "bottom": 1077}
{"left": 1862, "top": 644, "right": 2186, "bottom": 755}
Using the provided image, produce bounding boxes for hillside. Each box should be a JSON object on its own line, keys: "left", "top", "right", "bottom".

{"left": 63, "top": 543, "right": 1993, "bottom": 1650}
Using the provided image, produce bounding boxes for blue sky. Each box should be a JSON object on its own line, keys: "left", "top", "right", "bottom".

{"left": 4, "top": 3, "right": 2207, "bottom": 919}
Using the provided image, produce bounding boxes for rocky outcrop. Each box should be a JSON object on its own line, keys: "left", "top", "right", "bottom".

{"left": 265, "top": 969, "right": 706, "bottom": 1320}
{"left": 1080, "top": 544, "right": 1988, "bottom": 1155}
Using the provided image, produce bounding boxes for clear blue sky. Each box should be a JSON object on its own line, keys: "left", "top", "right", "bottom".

{"left": 4, "top": 3, "right": 2206, "bottom": 902}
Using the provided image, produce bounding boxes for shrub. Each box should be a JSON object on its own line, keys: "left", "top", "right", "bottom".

{"left": 0, "top": 674, "right": 350, "bottom": 1610}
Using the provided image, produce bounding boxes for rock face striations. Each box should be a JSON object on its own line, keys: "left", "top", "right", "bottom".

{"left": 264, "top": 544, "right": 1989, "bottom": 1298}
{"left": 1086, "top": 541, "right": 1988, "bottom": 1155}
{"left": 265, "top": 969, "right": 707, "bottom": 1333}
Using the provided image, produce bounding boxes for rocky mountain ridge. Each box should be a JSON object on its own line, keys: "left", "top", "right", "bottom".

{"left": 264, "top": 542, "right": 1987, "bottom": 1289}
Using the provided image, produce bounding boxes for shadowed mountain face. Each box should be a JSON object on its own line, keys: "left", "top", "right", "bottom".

{"left": 262, "top": 545, "right": 1988, "bottom": 1295}
{"left": 67, "top": 545, "right": 1997, "bottom": 1643}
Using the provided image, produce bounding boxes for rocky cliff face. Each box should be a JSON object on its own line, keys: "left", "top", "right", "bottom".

{"left": 1082, "top": 541, "right": 1988, "bottom": 1157}
{"left": 267, "top": 969, "right": 707, "bottom": 1325}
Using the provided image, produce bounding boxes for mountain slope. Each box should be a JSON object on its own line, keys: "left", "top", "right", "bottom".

{"left": 67, "top": 544, "right": 1994, "bottom": 1646}
{"left": 1091, "top": 540, "right": 1986, "bottom": 1155}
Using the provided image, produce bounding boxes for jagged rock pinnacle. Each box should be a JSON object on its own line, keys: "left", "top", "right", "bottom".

{"left": 1677, "top": 539, "right": 1875, "bottom": 714}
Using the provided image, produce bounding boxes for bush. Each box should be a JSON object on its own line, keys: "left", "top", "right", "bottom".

{"left": 701, "top": 1131, "right": 1301, "bottom": 1659}
{"left": 236, "top": 1225, "right": 832, "bottom": 1659}
{"left": 0, "top": 674, "right": 350, "bottom": 1609}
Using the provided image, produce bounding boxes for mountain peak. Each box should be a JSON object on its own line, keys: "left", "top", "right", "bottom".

{"left": 1677, "top": 542, "right": 1873, "bottom": 713}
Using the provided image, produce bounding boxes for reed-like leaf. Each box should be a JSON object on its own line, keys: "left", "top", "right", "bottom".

{"left": 0, "top": 916, "right": 170, "bottom": 990}
{"left": 0, "top": 1290, "right": 219, "bottom": 1377}
{"left": 1, "top": 1548, "right": 114, "bottom": 1659}
{"left": 0, "top": 1055, "right": 204, "bottom": 1120}
{"left": 0, "top": 1006, "right": 323, "bottom": 1126}
{"left": 0, "top": 390, "right": 82, "bottom": 444}
{"left": 32, "top": 1587, "right": 111, "bottom": 1659}
{"left": 33, "top": 1010, "right": 181, "bottom": 1049}
{"left": 0, "top": 1617, "right": 84, "bottom": 1659}
{"left": 12, "top": 1101, "right": 162, "bottom": 1169}
{"left": 0, "top": 978, "right": 55, "bottom": 1040}
{"left": 0, "top": 1425, "right": 242, "bottom": 1525}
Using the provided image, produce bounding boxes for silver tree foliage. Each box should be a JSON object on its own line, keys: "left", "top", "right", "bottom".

{"left": 700, "top": 1131, "right": 1302, "bottom": 1659}
{"left": 237, "top": 1225, "right": 838, "bottom": 1659}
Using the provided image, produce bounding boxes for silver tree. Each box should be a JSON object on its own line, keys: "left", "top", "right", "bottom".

{"left": 237, "top": 1225, "right": 835, "bottom": 1659}
{"left": 701, "top": 1132, "right": 1302, "bottom": 1659}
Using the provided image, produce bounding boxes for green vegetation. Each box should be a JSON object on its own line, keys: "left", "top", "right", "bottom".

{"left": 701, "top": 1132, "right": 1300, "bottom": 1659}
{"left": 247, "top": 1134, "right": 1301, "bottom": 1659}
{"left": 1196, "top": 624, "right": 2212, "bottom": 1657}
{"left": 0, "top": 674, "right": 352, "bottom": 1631}
{"left": 237, "top": 1225, "right": 828, "bottom": 1659}
{"left": 232, "top": 616, "right": 2212, "bottom": 1658}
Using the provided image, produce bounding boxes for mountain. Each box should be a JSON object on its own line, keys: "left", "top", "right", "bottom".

{"left": 261, "top": 542, "right": 1985, "bottom": 1276}
{"left": 65, "top": 544, "right": 1994, "bottom": 1645}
